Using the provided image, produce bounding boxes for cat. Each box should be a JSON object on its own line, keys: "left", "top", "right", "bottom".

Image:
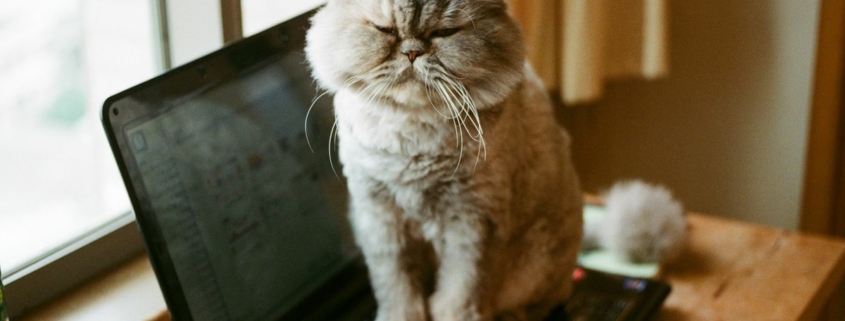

{"left": 305, "top": 1, "right": 584, "bottom": 320}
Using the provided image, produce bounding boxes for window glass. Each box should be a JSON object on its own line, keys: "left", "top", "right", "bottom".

{"left": 241, "top": 0, "right": 325, "bottom": 37}
{"left": 0, "top": 0, "right": 158, "bottom": 273}
{"left": 165, "top": 0, "right": 224, "bottom": 66}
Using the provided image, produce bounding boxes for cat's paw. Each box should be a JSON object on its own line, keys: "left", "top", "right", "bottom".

{"left": 374, "top": 297, "right": 428, "bottom": 321}
{"left": 429, "top": 292, "right": 487, "bottom": 321}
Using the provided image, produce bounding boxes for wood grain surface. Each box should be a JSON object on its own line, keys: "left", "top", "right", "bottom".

{"left": 657, "top": 214, "right": 845, "bottom": 321}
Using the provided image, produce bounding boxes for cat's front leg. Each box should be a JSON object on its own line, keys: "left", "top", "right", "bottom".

{"left": 349, "top": 181, "right": 428, "bottom": 321}
{"left": 429, "top": 213, "right": 494, "bottom": 321}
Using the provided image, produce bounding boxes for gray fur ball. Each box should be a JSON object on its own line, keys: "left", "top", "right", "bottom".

{"left": 599, "top": 180, "right": 687, "bottom": 263}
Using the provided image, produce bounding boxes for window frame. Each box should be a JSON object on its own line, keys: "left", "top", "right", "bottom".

{"left": 4, "top": 216, "right": 145, "bottom": 317}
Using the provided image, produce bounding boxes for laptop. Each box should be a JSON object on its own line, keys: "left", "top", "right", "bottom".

{"left": 102, "top": 9, "right": 378, "bottom": 321}
{"left": 102, "top": 8, "right": 670, "bottom": 321}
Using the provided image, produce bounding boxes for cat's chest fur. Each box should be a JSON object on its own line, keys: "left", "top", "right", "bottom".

{"left": 334, "top": 90, "right": 475, "bottom": 184}
{"left": 332, "top": 89, "right": 483, "bottom": 220}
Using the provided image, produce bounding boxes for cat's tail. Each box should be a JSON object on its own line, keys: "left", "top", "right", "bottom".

{"left": 581, "top": 180, "right": 687, "bottom": 264}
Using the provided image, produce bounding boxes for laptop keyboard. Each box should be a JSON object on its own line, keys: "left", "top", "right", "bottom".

{"left": 357, "top": 293, "right": 632, "bottom": 321}
{"left": 565, "top": 292, "right": 630, "bottom": 321}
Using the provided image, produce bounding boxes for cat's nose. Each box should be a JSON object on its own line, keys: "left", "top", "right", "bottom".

{"left": 401, "top": 40, "right": 427, "bottom": 63}
{"left": 405, "top": 50, "right": 421, "bottom": 63}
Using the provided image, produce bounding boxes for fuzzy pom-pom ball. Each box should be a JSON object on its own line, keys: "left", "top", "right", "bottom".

{"left": 599, "top": 180, "right": 687, "bottom": 263}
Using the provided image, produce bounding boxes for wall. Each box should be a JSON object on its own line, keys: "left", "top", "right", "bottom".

{"left": 559, "top": 0, "right": 821, "bottom": 229}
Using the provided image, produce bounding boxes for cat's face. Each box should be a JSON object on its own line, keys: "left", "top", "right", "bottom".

{"left": 305, "top": 0, "right": 525, "bottom": 110}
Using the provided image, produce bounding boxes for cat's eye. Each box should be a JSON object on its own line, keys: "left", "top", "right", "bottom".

{"left": 430, "top": 27, "right": 461, "bottom": 38}
{"left": 373, "top": 24, "right": 398, "bottom": 36}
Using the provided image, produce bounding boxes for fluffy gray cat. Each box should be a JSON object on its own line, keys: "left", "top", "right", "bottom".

{"left": 305, "top": 1, "right": 583, "bottom": 320}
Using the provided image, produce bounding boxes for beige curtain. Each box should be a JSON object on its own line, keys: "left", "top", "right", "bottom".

{"left": 508, "top": 0, "right": 670, "bottom": 105}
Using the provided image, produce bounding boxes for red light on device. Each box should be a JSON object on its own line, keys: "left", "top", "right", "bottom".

{"left": 572, "top": 267, "right": 586, "bottom": 281}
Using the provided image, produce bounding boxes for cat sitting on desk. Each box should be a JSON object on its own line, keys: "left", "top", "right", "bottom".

{"left": 304, "top": 1, "right": 684, "bottom": 320}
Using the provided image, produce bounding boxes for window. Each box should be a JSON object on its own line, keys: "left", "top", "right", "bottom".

{"left": 242, "top": 0, "right": 324, "bottom": 37}
{"left": 1, "top": 1, "right": 161, "bottom": 315}
{"left": 0, "top": 0, "right": 158, "bottom": 273}
{"left": 2, "top": 0, "right": 325, "bottom": 318}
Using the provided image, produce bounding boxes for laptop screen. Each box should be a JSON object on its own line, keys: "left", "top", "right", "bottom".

{"left": 105, "top": 11, "right": 358, "bottom": 321}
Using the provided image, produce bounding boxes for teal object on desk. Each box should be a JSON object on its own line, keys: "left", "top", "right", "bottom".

{"left": 579, "top": 204, "right": 661, "bottom": 278}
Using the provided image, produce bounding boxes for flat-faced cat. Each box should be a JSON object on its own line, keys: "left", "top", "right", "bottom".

{"left": 305, "top": 1, "right": 583, "bottom": 320}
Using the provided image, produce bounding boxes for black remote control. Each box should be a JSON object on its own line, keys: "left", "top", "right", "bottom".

{"left": 545, "top": 267, "right": 672, "bottom": 321}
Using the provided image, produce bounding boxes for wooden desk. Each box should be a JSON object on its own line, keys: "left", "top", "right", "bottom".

{"left": 20, "top": 213, "right": 845, "bottom": 321}
{"left": 657, "top": 214, "right": 845, "bottom": 321}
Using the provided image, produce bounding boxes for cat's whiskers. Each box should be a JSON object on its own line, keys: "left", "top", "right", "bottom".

{"left": 305, "top": 88, "right": 333, "bottom": 152}
{"left": 432, "top": 75, "right": 464, "bottom": 152}
{"left": 440, "top": 76, "right": 481, "bottom": 134}
{"left": 323, "top": 72, "right": 378, "bottom": 176}
{"left": 442, "top": 77, "right": 484, "bottom": 142}
{"left": 434, "top": 73, "right": 488, "bottom": 170}
{"left": 373, "top": 78, "right": 393, "bottom": 106}
{"left": 334, "top": 64, "right": 487, "bottom": 175}
{"left": 434, "top": 84, "right": 462, "bottom": 176}
{"left": 437, "top": 78, "right": 473, "bottom": 135}
{"left": 424, "top": 70, "right": 455, "bottom": 120}
{"left": 424, "top": 70, "right": 465, "bottom": 176}
{"left": 360, "top": 80, "right": 384, "bottom": 107}
{"left": 306, "top": 75, "right": 368, "bottom": 154}
{"left": 451, "top": 78, "right": 488, "bottom": 167}
{"left": 328, "top": 117, "right": 341, "bottom": 179}
{"left": 431, "top": 79, "right": 469, "bottom": 176}
{"left": 348, "top": 70, "right": 391, "bottom": 128}
{"left": 369, "top": 81, "right": 395, "bottom": 118}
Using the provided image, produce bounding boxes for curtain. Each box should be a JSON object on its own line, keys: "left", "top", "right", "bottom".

{"left": 508, "top": 0, "right": 670, "bottom": 105}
